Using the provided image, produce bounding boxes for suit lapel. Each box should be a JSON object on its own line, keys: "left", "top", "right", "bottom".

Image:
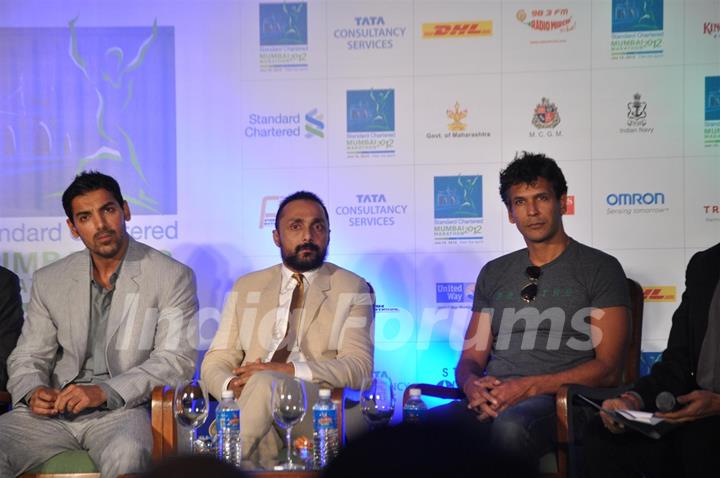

{"left": 106, "top": 239, "right": 141, "bottom": 346}
{"left": 250, "top": 265, "right": 282, "bottom": 359}
{"left": 68, "top": 252, "right": 91, "bottom": 364}
{"left": 299, "top": 264, "right": 330, "bottom": 341}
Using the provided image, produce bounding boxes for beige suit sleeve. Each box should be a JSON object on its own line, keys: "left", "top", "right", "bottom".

{"left": 201, "top": 283, "right": 247, "bottom": 400}
{"left": 305, "top": 277, "right": 375, "bottom": 390}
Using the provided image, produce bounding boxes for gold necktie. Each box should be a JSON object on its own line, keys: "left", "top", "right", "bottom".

{"left": 271, "top": 273, "right": 304, "bottom": 363}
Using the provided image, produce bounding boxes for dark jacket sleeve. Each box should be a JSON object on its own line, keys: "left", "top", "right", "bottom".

{"left": 632, "top": 246, "right": 719, "bottom": 411}
{"left": 0, "top": 267, "right": 24, "bottom": 391}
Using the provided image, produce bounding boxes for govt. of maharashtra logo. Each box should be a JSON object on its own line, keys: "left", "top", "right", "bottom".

{"left": 421, "top": 20, "right": 493, "bottom": 38}
{"left": 611, "top": 0, "right": 664, "bottom": 59}
{"left": 516, "top": 8, "right": 575, "bottom": 44}
{"left": 425, "top": 101, "right": 490, "bottom": 141}
{"left": 0, "top": 20, "right": 177, "bottom": 217}
{"left": 620, "top": 93, "right": 654, "bottom": 134}
{"left": 705, "top": 76, "right": 720, "bottom": 147}
{"left": 433, "top": 175, "right": 484, "bottom": 246}
{"left": 346, "top": 89, "right": 396, "bottom": 159}
{"left": 530, "top": 97, "right": 563, "bottom": 138}
{"left": 258, "top": 2, "right": 308, "bottom": 72}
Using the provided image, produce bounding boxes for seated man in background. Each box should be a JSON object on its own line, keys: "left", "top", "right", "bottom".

{"left": 0, "top": 265, "right": 23, "bottom": 392}
{"left": 0, "top": 171, "right": 198, "bottom": 477}
{"left": 202, "top": 191, "right": 374, "bottom": 468}
{"left": 584, "top": 241, "right": 720, "bottom": 477}
{"left": 432, "top": 153, "right": 630, "bottom": 470}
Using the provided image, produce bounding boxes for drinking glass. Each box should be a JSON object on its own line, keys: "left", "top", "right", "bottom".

{"left": 360, "top": 375, "right": 395, "bottom": 429}
{"left": 272, "top": 377, "right": 307, "bottom": 470}
{"left": 174, "top": 379, "right": 209, "bottom": 454}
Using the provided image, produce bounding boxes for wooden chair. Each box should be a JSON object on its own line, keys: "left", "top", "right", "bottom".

{"left": 402, "top": 278, "right": 644, "bottom": 478}
{"left": 0, "top": 390, "right": 168, "bottom": 477}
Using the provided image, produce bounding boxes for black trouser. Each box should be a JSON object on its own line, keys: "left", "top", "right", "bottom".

{"left": 583, "top": 414, "right": 720, "bottom": 478}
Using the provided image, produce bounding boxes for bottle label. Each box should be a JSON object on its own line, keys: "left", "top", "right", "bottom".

{"left": 217, "top": 409, "right": 241, "bottom": 432}
{"left": 313, "top": 409, "right": 337, "bottom": 430}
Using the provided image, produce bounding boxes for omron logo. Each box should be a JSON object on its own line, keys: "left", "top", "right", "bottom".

{"left": 606, "top": 192, "right": 665, "bottom": 206}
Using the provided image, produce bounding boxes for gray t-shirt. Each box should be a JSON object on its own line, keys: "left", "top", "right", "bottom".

{"left": 472, "top": 239, "right": 630, "bottom": 379}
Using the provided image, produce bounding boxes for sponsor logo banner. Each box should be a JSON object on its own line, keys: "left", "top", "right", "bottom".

{"left": 259, "top": 2, "right": 308, "bottom": 72}
{"left": 529, "top": 97, "right": 563, "bottom": 139}
{"left": 610, "top": 0, "right": 664, "bottom": 59}
{"left": 424, "top": 101, "right": 491, "bottom": 141}
{"left": 346, "top": 89, "right": 396, "bottom": 159}
{"left": 516, "top": 8, "right": 575, "bottom": 44}
{"left": 705, "top": 76, "right": 720, "bottom": 147}
{"left": 421, "top": 21, "right": 493, "bottom": 38}
{"left": 435, "top": 282, "right": 475, "bottom": 304}
{"left": 244, "top": 108, "right": 324, "bottom": 139}
{"left": 259, "top": 195, "right": 283, "bottom": 228}
{"left": 334, "top": 193, "right": 409, "bottom": 228}
{"left": 704, "top": 204, "right": 720, "bottom": 223}
{"left": 643, "top": 286, "right": 677, "bottom": 302}
{"left": 433, "top": 175, "right": 483, "bottom": 245}
{"left": 620, "top": 92, "right": 654, "bottom": 134}
{"left": 606, "top": 192, "right": 669, "bottom": 215}
{"left": 704, "top": 22, "right": 720, "bottom": 39}
{"left": 333, "top": 16, "right": 407, "bottom": 50}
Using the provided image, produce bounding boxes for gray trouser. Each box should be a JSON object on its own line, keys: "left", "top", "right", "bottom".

{"left": 0, "top": 405, "right": 152, "bottom": 477}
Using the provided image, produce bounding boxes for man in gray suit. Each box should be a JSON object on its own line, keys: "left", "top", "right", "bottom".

{"left": 0, "top": 171, "right": 198, "bottom": 477}
{"left": 201, "top": 191, "right": 374, "bottom": 468}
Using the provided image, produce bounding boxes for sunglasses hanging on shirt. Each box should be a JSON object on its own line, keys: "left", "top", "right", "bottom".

{"left": 521, "top": 266, "right": 542, "bottom": 303}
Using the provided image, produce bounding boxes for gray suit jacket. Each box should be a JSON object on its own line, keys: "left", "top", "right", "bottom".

{"left": 201, "top": 262, "right": 374, "bottom": 400}
{"left": 7, "top": 238, "right": 198, "bottom": 408}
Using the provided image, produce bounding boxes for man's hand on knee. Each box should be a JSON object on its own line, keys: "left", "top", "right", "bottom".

{"left": 54, "top": 384, "right": 107, "bottom": 414}
{"left": 29, "top": 387, "right": 60, "bottom": 416}
{"left": 229, "top": 360, "right": 294, "bottom": 398}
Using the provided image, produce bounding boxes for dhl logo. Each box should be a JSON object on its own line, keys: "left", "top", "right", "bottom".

{"left": 422, "top": 21, "right": 493, "bottom": 38}
{"left": 643, "top": 286, "right": 677, "bottom": 302}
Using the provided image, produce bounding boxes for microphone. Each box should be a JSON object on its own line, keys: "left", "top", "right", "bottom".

{"left": 655, "top": 391, "right": 678, "bottom": 412}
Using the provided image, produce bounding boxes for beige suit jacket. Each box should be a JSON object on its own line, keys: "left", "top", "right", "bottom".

{"left": 201, "top": 262, "right": 374, "bottom": 400}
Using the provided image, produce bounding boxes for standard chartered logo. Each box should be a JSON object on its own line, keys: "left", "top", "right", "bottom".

{"left": 245, "top": 108, "right": 324, "bottom": 139}
{"left": 304, "top": 108, "right": 325, "bottom": 138}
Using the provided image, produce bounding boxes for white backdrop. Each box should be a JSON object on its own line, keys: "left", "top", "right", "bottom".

{"left": 0, "top": 0, "right": 718, "bottom": 412}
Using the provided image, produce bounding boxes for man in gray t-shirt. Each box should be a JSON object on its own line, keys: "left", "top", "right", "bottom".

{"left": 433, "top": 153, "right": 630, "bottom": 471}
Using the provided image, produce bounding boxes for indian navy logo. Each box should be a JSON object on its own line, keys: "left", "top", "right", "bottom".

{"left": 627, "top": 93, "right": 647, "bottom": 127}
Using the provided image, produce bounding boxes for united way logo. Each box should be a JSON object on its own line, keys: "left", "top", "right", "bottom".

{"left": 436, "top": 282, "right": 475, "bottom": 304}
{"left": 259, "top": 3, "right": 307, "bottom": 46}
{"left": 346, "top": 89, "right": 396, "bottom": 159}
{"left": 706, "top": 76, "right": 720, "bottom": 147}
{"left": 0, "top": 20, "right": 177, "bottom": 217}
{"left": 611, "top": 0, "right": 664, "bottom": 58}
{"left": 347, "top": 89, "right": 395, "bottom": 133}
{"left": 433, "top": 175, "right": 484, "bottom": 246}
{"left": 258, "top": 3, "right": 308, "bottom": 72}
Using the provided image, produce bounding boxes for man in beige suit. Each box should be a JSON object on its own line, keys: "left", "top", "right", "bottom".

{"left": 201, "top": 191, "right": 374, "bottom": 468}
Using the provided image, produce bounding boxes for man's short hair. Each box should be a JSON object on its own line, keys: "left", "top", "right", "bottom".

{"left": 499, "top": 152, "right": 568, "bottom": 208}
{"left": 274, "top": 191, "right": 330, "bottom": 230}
{"left": 62, "top": 171, "right": 125, "bottom": 222}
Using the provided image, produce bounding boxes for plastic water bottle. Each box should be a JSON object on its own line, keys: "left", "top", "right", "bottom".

{"left": 216, "top": 390, "right": 241, "bottom": 466}
{"left": 312, "top": 388, "right": 339, "bottom": 469}
{"left": 403, "top": 388, "right": 427, "bottom": 424}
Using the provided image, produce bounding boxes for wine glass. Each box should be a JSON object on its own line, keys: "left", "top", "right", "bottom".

{"left": 360, "top": 375, "right": 395, "bottom": 430}
{"left": 272, "top": 377, "right": 307, "bottom": 470}
{"left": 174, "top": 378, "right": 209, "bottom": 454}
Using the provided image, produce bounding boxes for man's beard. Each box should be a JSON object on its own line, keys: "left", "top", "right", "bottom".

{"left": 282, "top": 242, "right": 327, "bottom": 272}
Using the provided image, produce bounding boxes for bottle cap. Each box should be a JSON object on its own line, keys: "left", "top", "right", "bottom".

{"left": 221, "top": 390, "right": 235, "bottom": 399}
{"left": 408, "top": 388, "right": 421, "bottom": 397}
{"left": 318, "top": 388, "right": 331, "bottom": 399}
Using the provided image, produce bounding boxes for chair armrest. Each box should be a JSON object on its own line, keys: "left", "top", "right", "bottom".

{"left": 402, "top": 383, "right": 465, "bottom": 404}
{"left": 151, "top": 385, "right": 177, "bottom": 461}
